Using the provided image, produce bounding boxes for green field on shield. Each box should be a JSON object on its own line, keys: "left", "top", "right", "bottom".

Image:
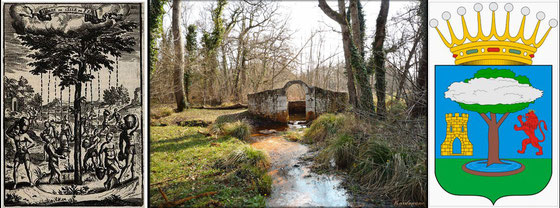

{"left": 435, "top": 159, "right": 551, "bottom": 203}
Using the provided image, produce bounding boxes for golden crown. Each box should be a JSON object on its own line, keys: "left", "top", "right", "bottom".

{"left": 430, "top": 2, "right": 557, "bottom": 65}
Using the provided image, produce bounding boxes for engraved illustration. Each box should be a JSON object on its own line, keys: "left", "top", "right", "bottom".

{"left": 3, "top": 3, "right": 143, "bottom": 206}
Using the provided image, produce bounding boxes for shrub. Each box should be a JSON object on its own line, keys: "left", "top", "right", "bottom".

{"left": 223, "top": 121, "right": 252, "bottom": 141}
{"left": 209, "top": 120, "right": 252, "bottom": 141}
{"left": 304, "top": 113, "right": 345, "bottom": 144}
{"left": 330, "top": 134, "right": 357, "bottom": 169}
{"left": 284, "top": 131, "right": 302, "bottom": 142}
{"left": 214, "top": 145, "right": 272, "bottom": 196}
{"left": 306, "top": 111, "right": 427, "bottom": 205}
{"left": 218, "top": 146, "right": 270, "bottom": 170}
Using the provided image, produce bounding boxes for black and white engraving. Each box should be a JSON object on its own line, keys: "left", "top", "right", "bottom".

{"left": 2, "top": 3, "right": 143, "bottom": 206}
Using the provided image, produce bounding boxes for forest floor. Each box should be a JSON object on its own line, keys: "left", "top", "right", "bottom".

{"left": 150, "top": 104, "right": 246, "bottom": 126}
{"left": 149, "top": 106, "right": 354, "bottom": 207}
{"left": 150, "top": 125, "right": 269, "bottom": 207}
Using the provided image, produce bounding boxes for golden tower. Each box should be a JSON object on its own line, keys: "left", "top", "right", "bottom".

{"left": 441, "top": 113, "right": 473, "bottom": 156}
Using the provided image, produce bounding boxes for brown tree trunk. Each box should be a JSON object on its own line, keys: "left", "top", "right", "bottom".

{"left": 318, "top": 0, "right": 359, "bottom": 108}
{"left": 349, "top": 0, "right": 363, "bottom": 56}
{"left": 480, "top": 112, "right": 510, "bottom": 166}
{"left": 487, "top": 121, "right": 501, "bottom": 165}
{"left": 412, "top": 0, "right": 428, "bottom": 117}
{"left": 172, "top": 0, "right": 186, "bottom": 111}
{"left": 373, "top": 0, "right": 389, "bottom": 117}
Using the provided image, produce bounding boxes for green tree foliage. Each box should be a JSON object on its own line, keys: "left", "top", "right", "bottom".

{"left": 202, "top": 0, "right": 227, "bottom": 54}
{"left": 149, "top": 0, "right": 167, "bottom": 75}
{"left": 103, "top": 85, "right": 131, "bottom": 105}
{"left": 464, "top": 68, "right": 531, "bottom": 85}
{"left": 184, "top": 24, "right": 198, "bottom": 99}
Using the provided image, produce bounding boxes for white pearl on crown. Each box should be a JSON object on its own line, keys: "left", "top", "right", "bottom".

{"left": 521, "top": 6, "right": 530, "bottom": 16}
{"left": 429, "top": 19, "right": 439, "bottom": 28}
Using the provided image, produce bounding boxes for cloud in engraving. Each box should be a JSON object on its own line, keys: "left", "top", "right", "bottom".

{"left": 9, "top": 4, "right": 130, "bottom": 34}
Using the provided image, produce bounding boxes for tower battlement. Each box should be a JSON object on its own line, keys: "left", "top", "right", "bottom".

{"left": 442, "top": 113, "right": 473, "bottom": 156}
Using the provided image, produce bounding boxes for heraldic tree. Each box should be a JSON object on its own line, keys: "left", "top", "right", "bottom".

{"left": 445, "top": 68, "right": 543, "bottom": 167}
{"left": 10, "top": 4, "right": 137, "bottom": 184}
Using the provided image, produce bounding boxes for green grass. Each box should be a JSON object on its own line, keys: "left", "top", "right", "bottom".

{"left": 150, "top": 126, "right": 270, "bottom": 207}
{"left": 151, "top": 106, "right": 247, "bottom": 126}
{"left": 436, "top": 158, "right": 551, "bottom": 203}
{"left": 210, "top": 120, "right": 253, "bottom": 141}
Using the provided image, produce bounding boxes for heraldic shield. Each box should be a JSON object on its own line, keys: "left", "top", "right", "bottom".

{"left": 431, "top": 2, "right": 556, "bottom": 204}
{"left": 435, "top": 66, "right": 552, "bottom": 203}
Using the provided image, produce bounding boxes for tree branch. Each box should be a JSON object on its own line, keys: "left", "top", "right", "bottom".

{"left": 497, "top": 112, "right": 510, "bottom": 126}
{"left": 479, "top": 113, "right": 491, "bottom": 124}
{"left": 318, "top": 0, "right": 346, "bottom": 25}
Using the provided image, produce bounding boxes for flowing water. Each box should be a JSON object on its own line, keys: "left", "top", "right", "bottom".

{"left": 251, "top": 116, "right": 348, "bottom": 207}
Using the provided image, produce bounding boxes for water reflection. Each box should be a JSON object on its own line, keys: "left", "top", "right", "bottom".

{"left": 250, "top": 119, "right": 348, "bottom": 207}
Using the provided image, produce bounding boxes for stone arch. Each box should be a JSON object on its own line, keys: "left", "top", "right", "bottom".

{"left": 282, "top": 80, "right": 311, "bottom": 121}
{"left": 281, "top": 80, "right": 310, "bottom": 94}
{"left": 247, "top": 80, "right": 347, "bottom": 123}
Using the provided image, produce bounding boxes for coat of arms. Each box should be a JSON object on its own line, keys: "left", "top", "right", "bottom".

{"left": 431, "top": 2, "right": 556, "bottom": 204}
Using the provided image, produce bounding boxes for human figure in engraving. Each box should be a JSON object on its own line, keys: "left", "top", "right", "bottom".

{"left": 6, "top": 117, "right": 36, "bottom": 189}
{"left": 117, "top": 114, "right": 138, "bottom": 181}
{"left": 82, "top": 128, "right": 102, "bottom": 173}
{"left": 98, "top": 109, "right": 113, "bottom": 136}
{"left": 43, "top": 133, "right": 65, "bottom": 184}
{"left": 99, "top": 133, "right": 121, "bottom": 189}
{"left": 58, "top": 116, "right": 73, "bottom": 153}
{"left": 41, "top": 120, "right": 59, "bottom": 159}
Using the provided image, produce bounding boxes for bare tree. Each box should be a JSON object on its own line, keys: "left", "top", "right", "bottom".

{"left": 412, "top": 0, "right": 428, "bottom": 117}
{"left": 318, "top": 0, "right": 358, "bottom": 108}
{"left": 172, "top": 0, "right": 187, "bottom": 111}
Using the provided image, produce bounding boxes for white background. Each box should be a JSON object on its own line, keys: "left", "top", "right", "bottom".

{"left": 428, "top": 0, "right": 559, "bottom": 207}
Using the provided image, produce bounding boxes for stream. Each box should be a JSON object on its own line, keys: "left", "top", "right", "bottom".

{"left": 251, "top": 118, "right": 348, "bottom": 207}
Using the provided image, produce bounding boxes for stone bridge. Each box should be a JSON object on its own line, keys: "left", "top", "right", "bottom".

{"left": 247, "top": 80, "right": 347, "bottom": 123}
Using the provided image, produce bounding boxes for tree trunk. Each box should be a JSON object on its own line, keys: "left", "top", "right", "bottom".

{"left": 480, "top": 112, "right": 510, "bottom": 166}
{"left": 318, "top": 0, "right": 359, "bottom": 108}
{"left": 349, "top": 0, "right": 363, "bottom": 56}
{"left": 487, "top": 121, "right": 501, "bottom": 165}
{"left": 172, "top": 0, "right": 186, "bottom": 111}
{"left": 73, "top": 64, "right": 84, "bottom": 184}
{"left": 341, "top": 18, "right": 359, "bottom": 108}
{"left": 373, "top": 0, "right": 389, "bottom": 117}
{"left": 412, "top": 0, "right": 428, "bottom": 117}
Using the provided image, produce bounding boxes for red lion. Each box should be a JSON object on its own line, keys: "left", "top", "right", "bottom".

{"left": 514, "top": 111, "right": 547, "bottom": 155}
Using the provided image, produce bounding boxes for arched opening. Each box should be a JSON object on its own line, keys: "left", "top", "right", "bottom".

{"left": 285, "top": 83, "right": 307, "bottom": 122}
{"left": 12, "top": 99, "right": 18, "bottom": 112}
{"left": 452, "top": 138, "right": 462, "bottom": 154}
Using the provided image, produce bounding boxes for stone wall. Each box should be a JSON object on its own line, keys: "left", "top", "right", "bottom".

{"left": 247, "top": 80, "right": 347, "bottom": 123}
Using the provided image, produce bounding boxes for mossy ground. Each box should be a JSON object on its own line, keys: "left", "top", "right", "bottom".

{"left": 149, "top": 108, "right": 270, "bottom": 207}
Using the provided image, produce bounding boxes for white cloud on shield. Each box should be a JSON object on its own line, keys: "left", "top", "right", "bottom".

{"left": 444, "top": 77, "right": 543, "bottom": 105}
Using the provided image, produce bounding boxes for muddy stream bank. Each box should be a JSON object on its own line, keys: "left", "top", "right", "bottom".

{"left": 250, "top": 119, "right": 348, "bottom": 207}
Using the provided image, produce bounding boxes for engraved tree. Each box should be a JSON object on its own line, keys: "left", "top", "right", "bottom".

{"left": 445, "top": 69, "right": 542, "bottom": 167}
{"left": 10, "top": 4, "right": 137, "bottom": 184}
